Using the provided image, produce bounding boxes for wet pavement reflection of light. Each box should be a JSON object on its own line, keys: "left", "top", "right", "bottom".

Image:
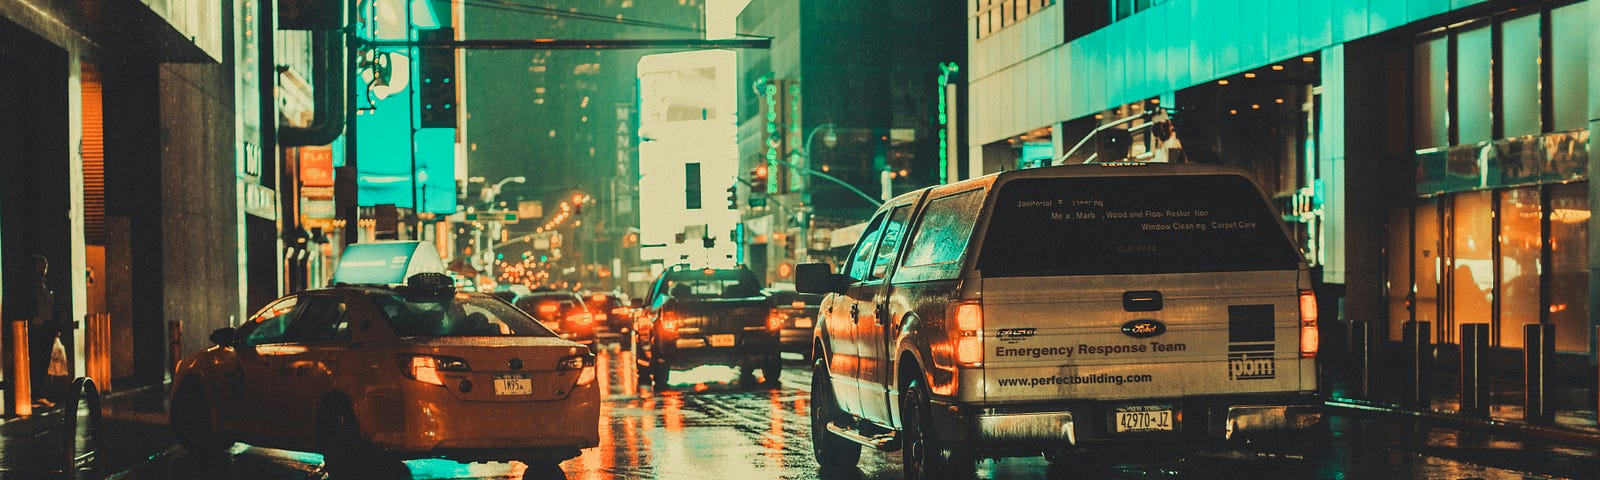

{"left": 109, "top": 342, "right": 1600, "bottom": 480}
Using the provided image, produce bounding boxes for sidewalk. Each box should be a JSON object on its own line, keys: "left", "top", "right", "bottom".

{"left": 0, "top": 382, "right": 174, "bottom": 479}
{"left": 1320, "top": 352, "right": 1600, "bottom": 446}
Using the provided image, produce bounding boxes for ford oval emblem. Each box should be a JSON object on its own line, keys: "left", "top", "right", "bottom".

{"left": 1121, "top": 319, "right": 1166, "bottom": 338}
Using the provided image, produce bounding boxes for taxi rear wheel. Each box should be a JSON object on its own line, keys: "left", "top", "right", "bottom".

{"left": 521, "top": 460, "right": 568, "bottom": 480}
{"left": 319, "top": 402, "right": 410, "bottom": 480}
{"left": 171, "top": 382, "right": 229, "bottom": 458}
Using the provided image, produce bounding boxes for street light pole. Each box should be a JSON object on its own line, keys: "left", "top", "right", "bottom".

{"left": 793, "top": 124, "right": 836, "bottom": 264}
{"left": 480, "top": 176, "right": 525, "bottom": 280}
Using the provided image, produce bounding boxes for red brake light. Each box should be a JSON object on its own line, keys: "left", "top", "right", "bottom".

{"left": 399, "top": 354, "right": 469, "bottom": 386}
{"left": 1299, "top": 290, "right": 1318, "bottom": 358}
{"left": 953, "top": 302, "right": 983, "bottom": 365}
{"left": 538, "top": 304, "right": 560, "bottom": 314}
{"left": 768, "top": 312, "right": 786, "bottom": 331}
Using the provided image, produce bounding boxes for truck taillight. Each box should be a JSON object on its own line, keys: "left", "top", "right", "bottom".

{"left": 398, "top": 354, "right": 470, "bottom": 386}
{"left": 954, "top": 302, "right": 983, "bottom": 366}
{"left": 1299, "top": 290, "right": 1318, "bottom": 358}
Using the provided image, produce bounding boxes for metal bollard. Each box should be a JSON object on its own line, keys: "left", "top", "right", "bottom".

{"left": 1524, "top": 323, "right": 1555, "bottom": 423}
{"left": 1402, "top": 321, "right": 1431, "bottom": 408}
{"left": 61, "top": 376, "right": 101, "bottom": 472}
{"left": 1460, "top": 323, "right": 1490, "bottom": 418}
{"left": 1350, "top": 320, "right": 1371, "bottom": 398}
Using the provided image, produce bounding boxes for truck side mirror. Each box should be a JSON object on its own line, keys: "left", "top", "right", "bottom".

{"left": 796, "top": 263, "right": 846, "bottom": 294}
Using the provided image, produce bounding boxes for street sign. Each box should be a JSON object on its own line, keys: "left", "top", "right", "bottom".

{"left": 463, "top": 211, "right": 518, "bottom": 223}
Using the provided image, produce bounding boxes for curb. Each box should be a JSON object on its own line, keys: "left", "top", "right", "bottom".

{"left": 1325, "top": 396, "right": 1600, "bottom": 447}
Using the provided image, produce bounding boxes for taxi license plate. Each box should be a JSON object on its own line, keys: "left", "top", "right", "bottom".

{"left": 709, "top": 334, "right": 736, "bottom": 347}
{"left": 1114, "top": 405, "right": 1173, "bottom": 433}
{"left": 794, "top": 317, "right": 813, "bottom": 328}
{"left": 494, "top": 374, "right": 533, "bottom": 396}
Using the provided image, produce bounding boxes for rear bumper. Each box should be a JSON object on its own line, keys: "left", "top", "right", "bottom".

{"left": 654, "top": 331, "right": 779, "bottom": 367}
{"left": 936, "top": 393, "right": 1323, "bottom": 452}
{"left": 361, "top": 382, "right": 600, "bottom": 462}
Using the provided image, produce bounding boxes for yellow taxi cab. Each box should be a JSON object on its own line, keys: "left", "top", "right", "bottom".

{"left": 169, "top": 267, "right": 598, "bottom": 480}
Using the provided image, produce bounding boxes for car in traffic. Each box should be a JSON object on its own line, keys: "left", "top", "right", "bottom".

{"left": 799, "top": 162, "right": 1324, "bottom": 479}
{"left": 515, "top": 290, "right": 598, "bottom": 350}
{"left": 636, "top": 266, "right": 779, "bottom": 388}
{"left": 170, "top": 272, "right": 599, "bottom": 480}
{"left": 763, "top": 288, "right": 823, "bottom": 359}
{"left": 583, "top": 291, "right": 632, "bottom": 335}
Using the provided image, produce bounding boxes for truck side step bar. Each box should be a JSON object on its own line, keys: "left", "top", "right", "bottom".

{"left": 826, "top": 422, "right": 900, "bottom": 451}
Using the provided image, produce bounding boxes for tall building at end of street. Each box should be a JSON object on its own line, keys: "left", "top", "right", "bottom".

{"left": 736, "top": 0, "right": 967, "bottom": 286}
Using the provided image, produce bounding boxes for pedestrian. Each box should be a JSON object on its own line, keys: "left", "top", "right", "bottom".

{"left": 21, "top": 255, "right": 59, "bottom": 408}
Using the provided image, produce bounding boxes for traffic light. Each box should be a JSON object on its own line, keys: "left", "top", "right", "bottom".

{"left": 417, "top": 28, "right": 456, "bottom": 128}
{"left": 750, "top": 164, "right": 769, "bottom": 192}
{"left": 725, "top": 185, "right": 738, "bottom": 210}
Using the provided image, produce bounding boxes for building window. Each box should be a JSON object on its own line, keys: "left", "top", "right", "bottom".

{"left": 1550, "top": 2, "right": 1589, "bottom": 132}
{"left": 1456, "top": 25, "right": 1492, "bottom": 145}
{"left": 1497, "top": 187, "right": 1540, "bottom": 348}
{"left": 1390, "top": 182, "right": 1590, "bottom": 353}
{"left": 1413, "top": 37, "right": 1448, "bottom": 150}
{"left": 1501, "top": 14, "right": 1540, "bottom": 138}
{"left": 684, "top": 163, "right": 702, "bottom": 210}
{"left": 974, "top": 0, "right": 1055, "bottom": 40}
{"left": 1549, "top": 183, "right": 1589, "bottom": 353}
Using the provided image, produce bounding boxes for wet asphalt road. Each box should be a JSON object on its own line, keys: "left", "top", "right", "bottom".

{"left": 102, "top": 342, "right": 1599, "bottom": 480}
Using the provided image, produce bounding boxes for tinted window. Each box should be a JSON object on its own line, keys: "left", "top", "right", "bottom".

{"left": 375, "top": 293, "right": 556, "bottom": 337}
{"left": 903, "top": 189, "right": 986, "bottom": 270}
{"left": 870, "top": 206, "right": 914, "bottom": 280}
{"left": 292, "top": 296, "right": 350, "bottom": 343}
{"left": 243, "top": 296, "right": 300, "bottom": 346}
{"left": 660, "top": 269, "right": 763, "bottom": 298}
{"left": 846, "top": 214, "right": 889, "bottom": 281}
{"left": 978, "top": 174, "right": 1302, "bottom": 276}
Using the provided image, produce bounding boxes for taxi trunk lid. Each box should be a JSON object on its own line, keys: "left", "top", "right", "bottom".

{"left": 406, "top": 337, "right": 592, "bottom": 402}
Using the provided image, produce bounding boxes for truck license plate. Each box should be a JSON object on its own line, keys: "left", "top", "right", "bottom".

{"left": 709, "top": 334, "right": 736, "bottom": 347}
{"left": 1114, "top": 405, "right": 1173, "bottom": 433}
{"left": 494, "top": 374, "right": 533, "bottom": 395}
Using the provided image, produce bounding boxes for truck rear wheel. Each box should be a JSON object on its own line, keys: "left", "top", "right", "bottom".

{"left": 902, "top": 379, "right": 975, "bottom": 480}
{"left": 810, "top": 361, "right": 860, "bottom": 477}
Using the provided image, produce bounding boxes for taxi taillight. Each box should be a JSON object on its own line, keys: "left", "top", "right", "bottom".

{"left": 559, "top": 354, "right": 597, "bottom": 385}
{"left": 953, "top": 302, "right": 983, "bottom": 366}
{"left": 398, "top": 354, "right": 470, "bottom": 386}
{"left": 1299, "top": 290, "right": 1318, "bottom": 358}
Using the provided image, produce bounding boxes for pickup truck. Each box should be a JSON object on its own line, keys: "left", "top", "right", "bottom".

{"left": 799, "top": 163, "right": 1324, "bottom": 479}
{"left": 636, "top": 266, "right": 781, "bottom": 389}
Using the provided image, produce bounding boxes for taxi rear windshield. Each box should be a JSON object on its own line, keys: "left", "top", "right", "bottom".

{"left": 977, "top": 174, "right": 1303, "bottom": 277}
{"left": 374, "top": 293, "right": 557, "bottom": 337}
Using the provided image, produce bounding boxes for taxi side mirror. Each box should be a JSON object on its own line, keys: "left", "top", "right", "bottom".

{"left": 209, "top": 327, "right": 243, "bottom": 348}
{"left": 796, "top": 263, "right": 847, "bottom": 295}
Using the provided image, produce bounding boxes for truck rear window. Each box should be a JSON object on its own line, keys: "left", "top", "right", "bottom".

{"left": 977, "top": 174, "right": 1302, "bottom": 276}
